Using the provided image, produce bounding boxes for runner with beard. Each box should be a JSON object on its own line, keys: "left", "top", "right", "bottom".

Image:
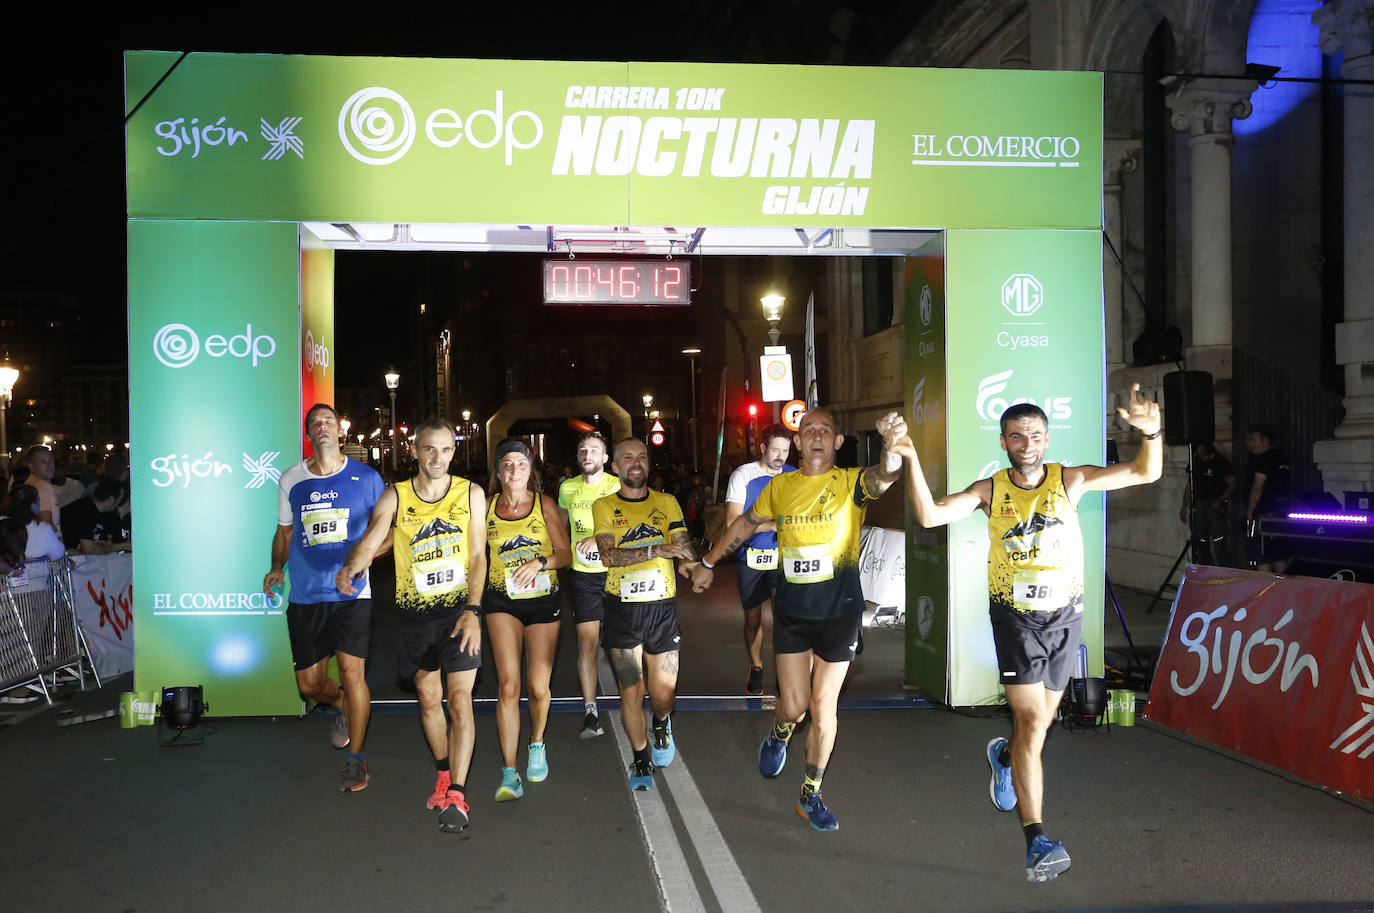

{"left": 895, "top": 383, "right": 1162, "bottom": 882}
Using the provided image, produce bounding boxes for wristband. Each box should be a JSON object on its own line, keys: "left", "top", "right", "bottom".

{"left": 1142, "top": 428, "right": 1162, "bottom": 441}
{"left": 538, "top": 555, "right": 548, "bottom": 568}
{"left": 700, "top": 557, "right": 715, "bottom": 570}
{"left": 647, "top": 544, "right": 653, "bottom": 560}
{"left": 461, "top": 605, "right": 480, "bottom": 617}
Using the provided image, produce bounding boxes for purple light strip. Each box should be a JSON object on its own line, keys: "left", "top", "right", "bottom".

{"left": 1286, "top": 512, "right": 1370, "bottom": 524}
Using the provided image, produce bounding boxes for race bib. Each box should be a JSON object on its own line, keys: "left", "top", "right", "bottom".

{"left": 781, "top": 546, "right": 834, "bottom": 583}
{"left": 580, "top": 547, "right": 600, "bottom": 566}
{"left": 413, "top": 559, "right": 465, "bottom": 596}
{"left": 302, "top": 507, "right": 348, "bottom": 546}
{"left": 745, "top": 547, "right": 778, "bottom": 570}
{"left": 619, "top": 568, "right": 666, "bottom": 602}
{"left": 1012, "top": 568, "right": 1068, "bottom": 613}
{"left": 506, "top": 568, "right": 553, "bottom": 599}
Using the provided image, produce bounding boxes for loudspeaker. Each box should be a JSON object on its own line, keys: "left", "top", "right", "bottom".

{"left": 1162, "top": 370, "right": 1214, "bottom": 445}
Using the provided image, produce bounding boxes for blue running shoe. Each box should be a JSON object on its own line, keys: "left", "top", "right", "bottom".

{"left": 986, "top": 737, "right": 1016, "bottom": 812}
{"left": 651, "top": 716, "right": 675, "bottom": 767}
{"left": 628, "top": 757, "right": 654, "bottom": 791}
{"left": 758, "top": 733, "right": 788, "bottom": 779}
{"left": 796, "top": 791, "right": 839, "bottom": 832}
{"left": 495, "top": 766, "right": 523, "bottom": 802}
{"left": 527, "top": 741, "right": 548, "bottom": 783}
{"left": 1025, "top": 835, "right": 1072, "bottom": 882}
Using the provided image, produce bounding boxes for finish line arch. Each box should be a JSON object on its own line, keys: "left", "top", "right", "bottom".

{"left": 125, "top": 52, "right": 1105, "bottom": 714}
{"left": 486, "top": 395, "right": 633, "bottom": 467}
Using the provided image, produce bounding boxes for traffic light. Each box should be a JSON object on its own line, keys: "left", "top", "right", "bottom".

{"left": 746, "top": 402, "right": 759, "bottom": 420}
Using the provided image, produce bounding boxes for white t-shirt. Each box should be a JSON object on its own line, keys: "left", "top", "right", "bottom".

{"left": 25, "top": 520, "right": 66, "bottom": 561}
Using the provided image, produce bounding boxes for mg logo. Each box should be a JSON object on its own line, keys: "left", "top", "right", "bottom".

{"left": 919, "top": 285, "right": 933, "bottom": 326}
{"left": 1001, "top": 274, "right": 1044, "bottom": 317}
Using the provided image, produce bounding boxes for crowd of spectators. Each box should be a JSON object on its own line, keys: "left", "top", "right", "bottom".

{"left": 0, "top": 445, "right": 132, "bottom": 562}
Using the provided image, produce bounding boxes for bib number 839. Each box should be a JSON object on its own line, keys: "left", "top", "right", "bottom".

{"left": 791, "top": 558, "right": 823, "bottom": 575}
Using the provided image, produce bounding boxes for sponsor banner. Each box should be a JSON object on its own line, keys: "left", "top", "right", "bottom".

{"left": 300, "top": 244, "right": 335, "bottom": 458}
{"left": 128, "top": 220, "right": 302, "bottom": 716}
{"left": 858, "top": 527, "right": 906, "bottom": 612}
{"left": 70, "top": 553, "right": 135, "bottom": 680}
{"left": 1147, "top": 566, "right": 1374, "bottom": 799}
{"left": 126, "top": 52, "right": 1101, "bottom": 228}
{"left": 943, "top": 229, "right": 1105, "bottom": 705}
{"left": 904, "top": 236, "right": 951, "bottom": 695}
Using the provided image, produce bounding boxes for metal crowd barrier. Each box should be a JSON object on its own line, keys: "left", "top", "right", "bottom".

{"left": 0, "top": 557, "right": 102, "bottom": 703}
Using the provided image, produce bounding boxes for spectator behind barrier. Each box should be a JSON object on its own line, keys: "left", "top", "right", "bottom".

{"left": 0, "top": 516, "right": 27, "bottom": 574}
{"left": 0, "top": 485, "right": 66, "bottom": 561}
{"left": 61, "top": 478, "right": 131, "bottom": 555}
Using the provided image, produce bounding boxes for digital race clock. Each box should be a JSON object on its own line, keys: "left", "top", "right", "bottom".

{"left": 543, "top": 259, "right": 691, "bottom": 306}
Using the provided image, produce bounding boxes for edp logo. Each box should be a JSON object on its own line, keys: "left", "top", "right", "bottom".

{"left": 153, "top": 323, "right": 277, "bottom": 369}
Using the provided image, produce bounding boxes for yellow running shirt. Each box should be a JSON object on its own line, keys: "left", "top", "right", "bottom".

{"left": 486, "top": 493, "right": 558, "bottom": 599}
{"left": 592, "top": 490, "right": 685, "bottom": 603}
{"left": 751, "top": 467, "right": 874, "bottom": 619}
{"left": 558, "top": 472, "right": 621, "bottom": 573}
{"left": 393, "top": 476, "right": 474, "bottom": 618}
{"left": 987, "top": 463, "right": 1083, "bottom": 626}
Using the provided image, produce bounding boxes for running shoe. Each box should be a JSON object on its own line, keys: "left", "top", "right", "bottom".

{"left": 438, "top": 789, "right": 470, "bottom": 833}
{"left": 651, "top": 716, "right": 675, "bottom": 767}
{"left": 758, "top": 733, "right": 788, "bottom": 778}
{"left": 745, "top": 666, "right": 764, "bottom": 695}
{"left": 426, "top": 770, "right": 452, "bottom": 810}
{"left": 331, "top": 712, "right": 350, "bottom": 750}
{"left": 796, "top": 791, "right": 839, "bottom": 832}
{"left": 339, "top": 756, "right": 369, "bottom": 792}
{"left": 986, "top": 737, "right": 1017, "bottom": 812}
{"left": 527, "top": 741, "right": 548, "bottom": 783}
{"left": 628, "top": 757, "right": 654, "bottom": 791}
{"left": 1025, "top": 835, "right": 1072, "bottom": 882}
{"left": 495, "top": 766, "right": 523, "bottom": 802}
{"left": 579, "top": 711, "right": 604, "bottom": 739}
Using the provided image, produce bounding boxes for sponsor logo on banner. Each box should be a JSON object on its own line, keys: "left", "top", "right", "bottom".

{"left": 338, "top": 87, "right": 541, "bottom": 167}
{"left": 150, "top": 451, "right": 281, "bottom": 489}
{"left": 304, "top": 330, "right": 330, "bottom": 374}
{"left": 153, "top": 323, "right": 277, "bottom": 368}
{"left": 910, "top": 132, "right": 1083, "bottom": 168}
{"left": 1001, "top": 274, "right": 1044, "bottom": 317}
{"left": 1148, "top": 567, "right": 1374, "bottom": 798}
{"left": 919, "top": 285, "right": 933, "bottom": 326}
{"left": 260, "top": 117, "right": 304, "bottom": 160}
{"left": 309, "top": 489, "right": 340, "bottom": 503}
{"left": 153, "top": 592, "right": 286, "bottom": 611}
{"left": 154, "top": 116, "right": 251, "bottom": 157}
{"left": 916, "top": 595, "right": 935, "bottom": 641}
{"left": 975, "top": 369, "right": 1072, "bottom": 429}
{"left": 911, "top": 378, "right": 941, "bottom": 426}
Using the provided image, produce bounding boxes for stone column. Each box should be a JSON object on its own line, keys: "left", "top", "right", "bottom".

{"left": 1167, "top": 79, "right": 1256, "bottom": 440}
{"left": 1313, "top": 0, "right": 1374, "bottom": 495}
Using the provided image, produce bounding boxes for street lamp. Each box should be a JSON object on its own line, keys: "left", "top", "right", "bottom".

{"left": 761, "top": 293, "right": 785, "bottom": 421}
{"left": 461, "top": 409, "right": 472, "bottom": 471}
{"left": 0, "top": 359, "right": 18, "bottom": 471}
{"left": 642, "top": 393, "right": 653, "bottom": 420}
{"left": 385, "top": 368, "right": 400, "bottom": 473}
{"left": 682, "top": 347, "right": 701, "bottom": 471}
{"left": 340, "top": 418, "right": 351, "bottom": 446}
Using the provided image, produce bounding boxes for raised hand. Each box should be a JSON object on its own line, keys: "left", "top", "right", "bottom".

{"left": 1116, "top": 382, "right": 1162, "bottom": 435}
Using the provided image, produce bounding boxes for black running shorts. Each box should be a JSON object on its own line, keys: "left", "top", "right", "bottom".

{"left": 482, "top": 590, "right": 563, "bottom": 626}
{"left": 396, "top": 613, "right": 482, "bottom": 677}
{"left": 737, "top": 562, "right": 780, "bottom": 611}
{"left": 602, "top": 597, "right": 681, "bottom": 654}
{"left": 568, "top": 570, "right": 608, "bottom": 624}
{"left": 286, "top": 599, "right": 371, "bottom": 670}
{"left": 989, "top": 608, "right": 1083, "bottom": 692}
{"left": 773, "top": 611, "right": 862, "bottom": 663}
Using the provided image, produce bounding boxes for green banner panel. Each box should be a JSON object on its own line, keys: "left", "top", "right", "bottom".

{"left": 125, "top": 52, "right": 1102, "bottom": 229}
{"left": 942, "top": 229, "right": 1105, "bottom": 706}
{"left": 903, "top": 237, "right": 950, "bottom": 696}
{"left": 129, "top": 220, "right": 302, "bottom": 716}
{"left": 300, "top": 244, "right": 335, "bottom": 458}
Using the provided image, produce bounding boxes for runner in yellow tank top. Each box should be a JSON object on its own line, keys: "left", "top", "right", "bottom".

{"left": 900, "top": 384, "right": 1162, "bottom": 882}
{"left": 483, "top": 440, "right": 571, "bottom": 803}
{"left": 338, "top": 420, "right": 487, "bottom": 834}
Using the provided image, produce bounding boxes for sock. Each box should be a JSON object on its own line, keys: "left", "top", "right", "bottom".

{"left": 652, "top": 713, "right": 670, "bottom": 732}
{"left": 585, "top": 701, "right": 598, "bottom": 716}
{"left": 633, "top": 744, "right": 652, "bottom": 767}
{"left": 347, "top": 751, "right": 365, "bottom": 763}
{"left": 801, "top": 766, "right": 824, "bottom": 796}
{"left": 450, "top": 783, "right": 465, "bottom": 795}
{"left": 1023, "top": 820, "right": 1046, "bottom": 850}
{"left": 998, "top": 743, "right": 1011, "bottom": 768}
{"left": 435, "top": 757, "right": 450, "bottom": 772}
{"left": 773, "top": 721, "right": 795, "bottom": 742}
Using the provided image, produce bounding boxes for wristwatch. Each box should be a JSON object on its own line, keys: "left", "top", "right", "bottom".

{"left": 538, "top": 555, "right": 548, "bottom": 568}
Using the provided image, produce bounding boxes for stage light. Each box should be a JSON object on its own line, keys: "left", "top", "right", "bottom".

{"left": 1287, "top": 512, "right": 1369, "bottom": 524}
{"left": 161, "top": 686, "right": 207, "bottom": 729}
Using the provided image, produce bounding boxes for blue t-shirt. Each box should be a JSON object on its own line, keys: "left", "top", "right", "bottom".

{"left": 276, "top": 457, "right": 384, "bottom": 604}
{"left": 725, "top": 461, "right": 796, "bottom": 551}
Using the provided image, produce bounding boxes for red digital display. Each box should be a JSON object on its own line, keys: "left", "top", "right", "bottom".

{"left": 543, "top": 260, "right": 692, "bottom": 306}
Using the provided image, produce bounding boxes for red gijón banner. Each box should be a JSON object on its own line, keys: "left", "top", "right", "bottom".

{"left": 1146, "top": 566, "right": 1374, "bottom": 800}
